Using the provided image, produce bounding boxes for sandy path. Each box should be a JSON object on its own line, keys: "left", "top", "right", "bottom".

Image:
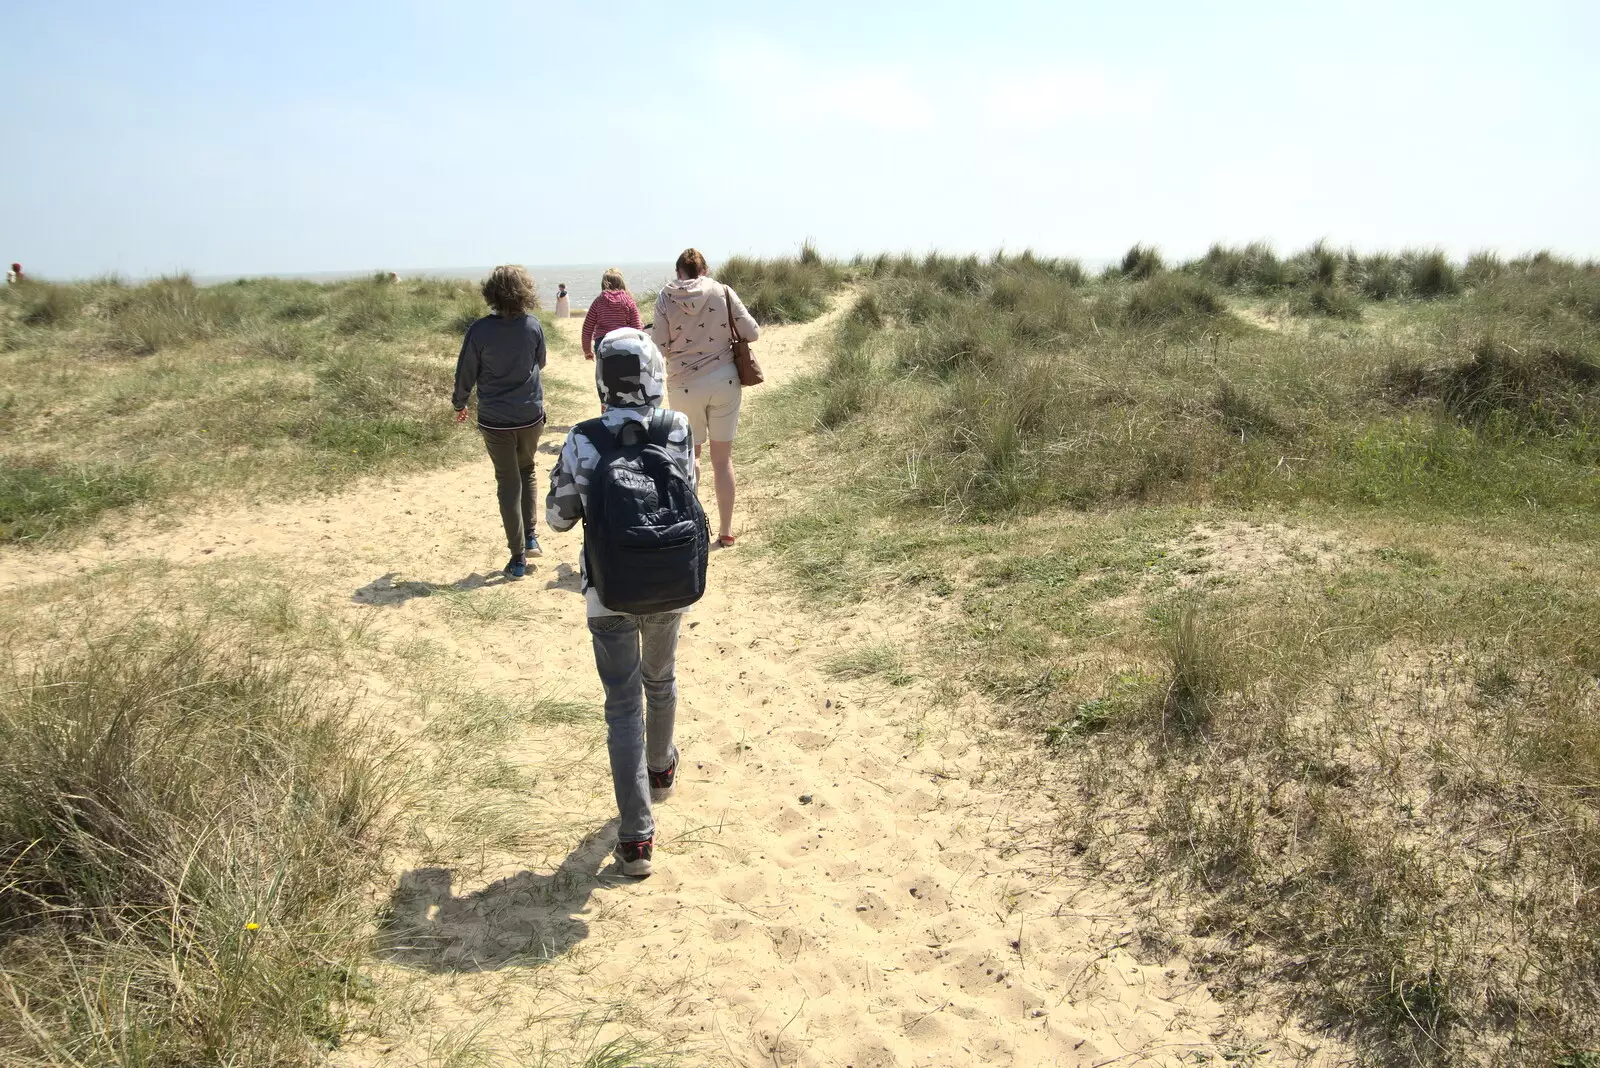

{"left": 0, "top": 305, "right": 1327, "bottom": 1065}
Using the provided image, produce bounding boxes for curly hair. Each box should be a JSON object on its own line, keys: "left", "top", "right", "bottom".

{"left": 675, "top": 248, "right": 709, "bottom": 279}
{"left": 481, "top": 265, "right": 537, "bottom": 317}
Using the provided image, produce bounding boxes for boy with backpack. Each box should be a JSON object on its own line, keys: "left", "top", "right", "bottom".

{"left": 546, "top": 328, "right": 709, "bottom": 877}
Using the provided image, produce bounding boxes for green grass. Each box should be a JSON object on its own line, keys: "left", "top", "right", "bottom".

{"left": 0, "top": 622, "right": 396, "bottom": 1066}
{"left": 771, "top": 249, "right": 1600, "bottom": 524}
{"left": 1289, "top": 282, "right": 1364, "bottom": 320}
{"left": 717, "top": 242, "right": 851, "bottom": 324}
{"left": 0, "top": 463, "right": 156, "bottom": 542}
{"left": 740, "top": 247, "right": 1600, "bottom": 1062}
{"left": 0, "top": 274, "right": 555, "bottom": 544}
{"left": 1118, "top": 243, "right": 1166, "bottom": 280}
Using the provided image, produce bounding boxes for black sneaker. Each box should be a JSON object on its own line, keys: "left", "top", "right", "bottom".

{"left": 526, "top": 532, "right": 543, "bottom": 558}
{"left": 504, "top": 555, "right": 526, "bottom": 579}
{"left": 615, "top": 838, "right": 653, "bottom": 877}
{"left": 649, "top": 753, "right": 678, "bottom": 803}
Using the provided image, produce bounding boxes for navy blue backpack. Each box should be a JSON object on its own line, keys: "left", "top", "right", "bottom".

{"left": 578, "top": 410, "right": 709, "bottom": 614}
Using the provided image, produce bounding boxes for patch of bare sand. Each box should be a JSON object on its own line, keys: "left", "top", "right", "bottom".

{"left": 1232, "top": 306, "right": 1285, "bottom": 333}
{"left": 1168, "top": 520, "right": 1355, "bottom": 588}
{"left": 0, "top": 296, "right": 1340, "bottom": 1065}
{"left": 1089, "top": 520, "right": 1360, "bottom": 625}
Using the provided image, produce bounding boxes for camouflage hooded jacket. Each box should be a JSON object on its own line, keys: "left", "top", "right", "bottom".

{"left": 545, "top": 328, "right": 697, "bottom": 615}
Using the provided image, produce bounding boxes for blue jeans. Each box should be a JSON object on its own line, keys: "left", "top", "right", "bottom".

{"left": 588, "top": 612, "right": 681, "bottom": 844}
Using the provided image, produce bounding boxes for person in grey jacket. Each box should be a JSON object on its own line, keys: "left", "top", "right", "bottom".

{"left": 452, "top": 265, "right": 548, "bottom": 578}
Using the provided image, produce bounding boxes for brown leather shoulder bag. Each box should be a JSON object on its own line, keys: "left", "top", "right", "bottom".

{"left": 724, "top": 285, "right": 764, "bottom": 387}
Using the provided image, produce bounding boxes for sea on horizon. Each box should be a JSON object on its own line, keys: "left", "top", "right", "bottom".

{"left": 194, "top": 262, "right": 676, "bottom": 310}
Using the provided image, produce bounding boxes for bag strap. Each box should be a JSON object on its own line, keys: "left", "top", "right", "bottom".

{"left": 576, "top": 416, "right": 617, "bottom": 456}
{"left": 647, "top": 407, "right": 672, "bottom": 448}
{"left": 724, "top": 285, "right": 741, "bottom": 343}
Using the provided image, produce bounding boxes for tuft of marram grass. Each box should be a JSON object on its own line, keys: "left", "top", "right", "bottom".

{"left": 1155, "top": 602, "right": 1233, "bottom": 736}
{"left": 1119, "top": 243, "right": 1164, "bottom": 280}
{"left": 0, "top": 624, "right": 396, "bottom": 1066}
{"left": 1121, "top": 272, "right": 1230, "bottom": 329}
{"left": 823, "top": 642, "right": 915, "bottom": 686}
{"left": 716, "top": 245, "right": 850, "bottom": 325}
{"left": 1401, "top": 248, "right": 1462, "bottom": 299}
{"left": 1192, "top": 241, "right": 1286, "bottom": 292}
{"left": 1288, "top": 282, "right": 1363, "bottom": 320}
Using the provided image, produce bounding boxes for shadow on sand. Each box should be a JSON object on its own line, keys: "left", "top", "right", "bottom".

{"left": 537, "top": 422, "right": 573, "bottom": 455}
{"left": 352, "top": 570, "right": 509, "bottom": 607}
{"left": 544, "top": 560, "right": 582, "bottom": 594}
{"left": 378, "top": 822, "right": 628, "bottom": 972}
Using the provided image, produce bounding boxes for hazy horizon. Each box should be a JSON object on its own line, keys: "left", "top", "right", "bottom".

{"left": 4, "top": 1, "right": 1597, "bottom": 279}
{"left": 188, "top": 262, "right": 678, "bottom": 307}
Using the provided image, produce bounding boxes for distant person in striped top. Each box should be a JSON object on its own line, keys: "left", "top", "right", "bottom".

{"left": 581, "top": 269, "right": 644, "bottom": 361}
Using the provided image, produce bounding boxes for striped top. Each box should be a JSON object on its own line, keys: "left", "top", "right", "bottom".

{"left": 581, "top": 291, "right": 644, "bottom": 358}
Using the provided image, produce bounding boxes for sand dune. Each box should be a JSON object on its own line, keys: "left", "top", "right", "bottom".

{"left": 0, "top": 302, "right": 1335, "bottom": 1065}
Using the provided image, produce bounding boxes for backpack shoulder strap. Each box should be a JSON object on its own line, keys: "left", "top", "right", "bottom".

{"left": 575, "top": 416, "right": 617, "bottom": 455}
{"left": 646, "top": 408, "right": 672, "bottom": 448}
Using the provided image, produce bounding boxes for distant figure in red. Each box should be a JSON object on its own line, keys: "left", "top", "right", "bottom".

{"left": 6, "top": 263, "right": 20, "bottom": 284}
{"left": 581, "top": 268, "right": 643, "bottom": 361}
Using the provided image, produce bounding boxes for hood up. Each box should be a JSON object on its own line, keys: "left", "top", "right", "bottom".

{"left": 658, "top": 274, "right": 718, "bottom": 317}
{"left": 594, "top": 328, "right": 666, "bottom": 409}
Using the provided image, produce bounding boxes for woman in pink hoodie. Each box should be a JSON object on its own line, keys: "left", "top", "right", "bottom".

{"left": 581, "top": 269, "right": 643, "bottom": 360}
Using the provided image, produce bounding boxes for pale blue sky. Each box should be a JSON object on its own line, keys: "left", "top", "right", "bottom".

{"left": 3, "top": 1, "right": 1596, "bottom": 278}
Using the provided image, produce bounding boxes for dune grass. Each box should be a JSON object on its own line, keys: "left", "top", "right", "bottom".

{"left": 4, "top": 243, "right": 1596, "bottom": 1063}
{"left": 0, "top": 273, "right": 562, "bottom": 544}
{"left": 742, "top": 246, "right": 1600, "bottom": 1063}
{"left": 717, "top": 241, "right": 850, "bottom": 325}
{"left": 0, "top": 612, "right": 397, "bottom": 1066}
{"left": 778, "top": 247, "right": 1598, "bottom": 522}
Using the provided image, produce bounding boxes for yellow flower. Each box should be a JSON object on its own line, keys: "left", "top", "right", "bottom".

{"left": 244, "top": 922, "right": 260, "bottom": 931}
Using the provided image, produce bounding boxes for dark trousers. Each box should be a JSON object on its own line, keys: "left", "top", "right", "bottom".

{"left": 480, "top": 421, "right": 544, "bottom": 555}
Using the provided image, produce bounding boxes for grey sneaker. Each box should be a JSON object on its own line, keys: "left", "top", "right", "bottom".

{"left": 615, "top": 839, "right": 653, "bottom": 877}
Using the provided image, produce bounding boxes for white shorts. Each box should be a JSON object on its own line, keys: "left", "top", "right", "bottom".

{"left": 672, "top": 364, "right": 742, "bottom": 446}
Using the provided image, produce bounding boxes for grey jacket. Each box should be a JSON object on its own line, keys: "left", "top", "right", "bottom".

{"left": 452, "top": 314, "right": 547, "bottom": 429}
